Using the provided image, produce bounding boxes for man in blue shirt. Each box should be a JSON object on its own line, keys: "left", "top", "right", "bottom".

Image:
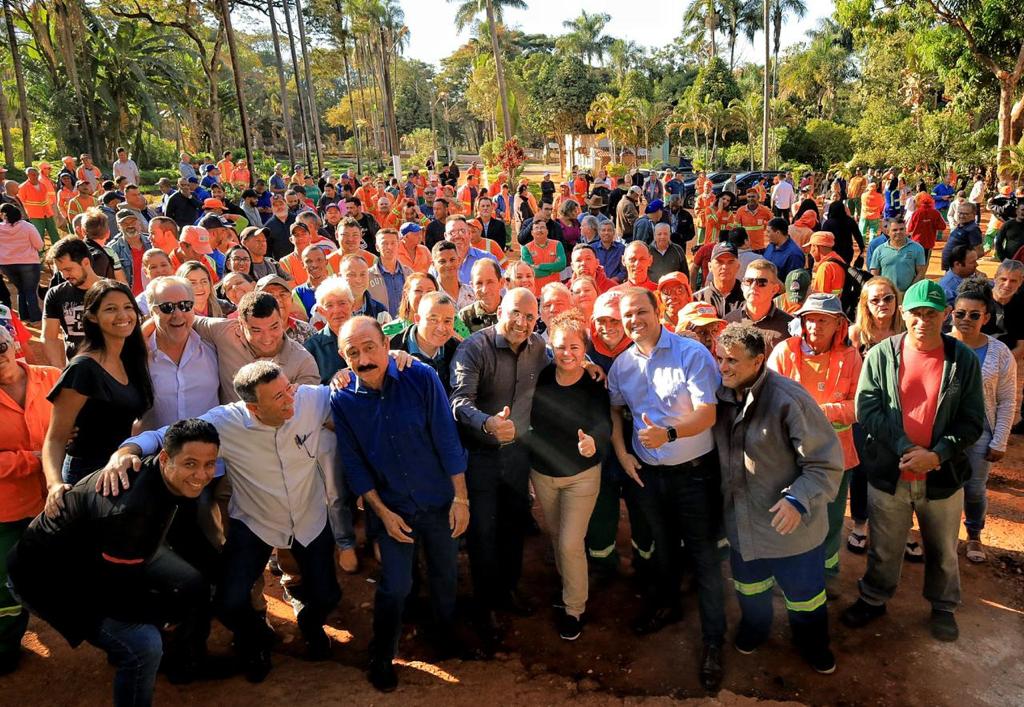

{"left": 332, "top": 316, "right": 469, "bottom": 693}
{"left": 444, "top": 216, "right": 499, "bottom": 284}
{"left": 868, "top": 216, "right": 927, "bottom": 293}
{"left": 593, "top": 220, "right": 626, "bottom": 282}
{"left": 937, "top": 244, "right": 978, "bottom": 304}
{"left": 608, "top": 287, "right": 727, "bottom": 692}
{"left": 931, "top": 176, "right": 956, "bottom": 222}
{"left": 763, "top": 217, "right": 805, "bottom": 282}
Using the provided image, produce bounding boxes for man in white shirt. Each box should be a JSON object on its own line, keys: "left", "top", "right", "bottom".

{"left": 99, "top": 361, "right": 340, "bottom": 683}
{"left": 771, "top": 173, "right": 796, "bottom": 223}
{"left": 112, "top": 147, "right": 141, "bottom": 185}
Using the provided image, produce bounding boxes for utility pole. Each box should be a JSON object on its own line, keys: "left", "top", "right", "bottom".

{"left": 761, "top": 0, "right": 770, "bottom": 169}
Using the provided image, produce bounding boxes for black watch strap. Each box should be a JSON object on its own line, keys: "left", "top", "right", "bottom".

{"left": 666, "top": 426, "right": 678, "bottom": 442}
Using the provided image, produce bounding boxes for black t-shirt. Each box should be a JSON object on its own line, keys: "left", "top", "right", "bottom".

{"left": 527, "top": 364, "right": 611, "bottom": 477}
{"left": 43, "top": 281, "right": 87, "bottom": 359}
{"left": 984, "top": 289, "right": 1024, "bottom": 349}
{"left": 425, "top": 219, "right": 446, "bottom": 250}
{"left": 47, "top": 356, "right": 147, "bottom": 463}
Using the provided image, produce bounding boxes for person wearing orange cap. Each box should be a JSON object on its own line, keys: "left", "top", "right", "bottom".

{"left": 172, "top": 226, "right": 220, "bottom": 283}
{"left": 656, "top": 271, "right": 693, "bottom": 330}
{"left": 675, "top": 301, "right": 726, "bottom": 353}
{"left": 807, "top": 232, "right": 846, "bottom": 296}
{"left": 735, "top": 189, "right": 774, "bottom": 252}
{"left": 906, "top": 193, "right": 946, "bottom": 262}
{"left": 582, "top": 291, "right": 654, "bottom": 587}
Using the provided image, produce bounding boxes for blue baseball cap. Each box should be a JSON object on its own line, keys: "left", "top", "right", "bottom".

{"left": 645, "top": 199, "right": 664, "bottom": 214}
{"left": 400, "top": 222, "right": 422, "bottom": 236}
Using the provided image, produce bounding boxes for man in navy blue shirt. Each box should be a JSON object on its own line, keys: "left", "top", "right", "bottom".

{"left": 763, "top": 218, "right": 806, "bottom": 282}
{"left": 331, "top": 316, "right": 469, "bottom": 693}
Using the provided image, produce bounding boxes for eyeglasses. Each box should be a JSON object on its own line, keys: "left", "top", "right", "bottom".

{"left": 953, "top": 310, "right": 983, "bottom": 321}
{"left": 868, "top": 294, "right": 897, "bottom": 306}
{"left": 742, "top": 277, "right": 771, "bottom": 288}
{"left": 156, "top": 300, "right": 195, "bottom": 314}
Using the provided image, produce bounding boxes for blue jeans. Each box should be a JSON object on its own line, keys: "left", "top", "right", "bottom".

{"left": 323, "top": 445, "right": 356, "bottom": 550}
{"left": 89, "top": 618, "right": 162, "bottom": 707}
{"left": 370, "top": 506, "right": 458, "bottom": 663}
{"left": 62, "top": 454, "right": 108, "bottom": 485}
{"left": 0, "top": 263, "right": 41, "bottom": 322}
{"left": 963, "top": 428, "right": 993, "bottom": 536}
{"left": 634, "top": 455, "right": 726, "bottom": 644}
{"left": 730, "top": 545, "right": 829, "bottom": 654}
{"left": 465, "top": 442, "right": 531, "bottom": 610}
{"left": 215, "top": 519, "right": 340, "bottom": 652}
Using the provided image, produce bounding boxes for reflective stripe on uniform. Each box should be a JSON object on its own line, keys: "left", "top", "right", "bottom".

{"left": 784, "top": 589, "right": 827, "bottom": 613}
{"left": 631, "top": 539, "right": 654, "bottom": 560}
{"left": 733, "top": 577, "right": 775, "bottom": 596}
{"left": 0, "top": 604, "right": 23, "bottom": 618}
{"left": 831, "top": 422, "right": 852, "bottom": 432}
{"left": 588, "top": 544, "right": 616, "bottom": 559}
{"left": 825, "top": 551, "right": 840, "bottom": 569}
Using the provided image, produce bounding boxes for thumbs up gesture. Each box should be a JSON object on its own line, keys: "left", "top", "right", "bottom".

{"left": 484, "top": 405, "right": 516, "bottom": 443}
{"left": 577, "top": 428, "right": 596, "bottom": 458}
{"left": 638, "top": 412, "right": 670, "bottom": 449}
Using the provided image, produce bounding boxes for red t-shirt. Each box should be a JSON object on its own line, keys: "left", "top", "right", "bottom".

{"left": 907, "top": 208, "right": 947, "bottom": 250}
{"left": 898, "top": 340, "right": 944, "bottom": 480}
{"left": 131, "top": 247, "right": 145, "bottom": 296}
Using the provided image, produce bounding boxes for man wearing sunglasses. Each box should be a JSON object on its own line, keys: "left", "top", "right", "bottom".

{"left": 725, "top": 260, "right": 794, "bottom": 352}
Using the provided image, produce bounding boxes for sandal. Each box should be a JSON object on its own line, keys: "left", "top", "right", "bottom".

{"left": 846, "top": 529, "right": 868, "bottom": 554}
{"left": 904, "top": 541, "right": 924, "bottom": 563}
{"left": 965, "top": 539, "right": 986, "bottom": 563}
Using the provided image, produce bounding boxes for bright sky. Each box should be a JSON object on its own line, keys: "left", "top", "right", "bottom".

{"left": 400, "top": 0, "right": 835, "bottom": 68}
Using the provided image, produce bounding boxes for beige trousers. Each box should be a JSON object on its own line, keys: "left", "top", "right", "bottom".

{"left": 531, "top": 464, "right": 601, "bottom": 618}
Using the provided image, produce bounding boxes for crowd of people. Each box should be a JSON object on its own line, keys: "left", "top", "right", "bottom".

{"left": 0, "top": 150, "right": 1021, "bottom": 706}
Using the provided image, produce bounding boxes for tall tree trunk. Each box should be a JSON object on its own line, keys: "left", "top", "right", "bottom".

{"left": 268, "top": 0, "right": 296, "bottom": 168}
{"left": 0, "top": 88, "right": 13, "bottom": 167}
{"left": 220, "top": 0, "right": 255, "bottom": 187}
{"left": 293, "top": 0, "right": 324, "bottom": 175}
{"left": 340, "top": 27, "right": 362, "bottom": 173}
{"left": 282, "top": 0, "right": 313, "bottom": 173}
{"left": 761, "top": 0, "right": 770, "bottom": 169}
{"left": 376, "top": 27, "right": 399, "bottom": 164}
{"left": 55, "top": 0, "right": 98, "bottom": 156}
{"left": 485, "top": 0, "right": 512, "bottom": 141}
{"left": 772, "top": 14, "right": 781, "bottom": 98}
{"left": 2, "top": 0, "right": 31, "bottom": 164}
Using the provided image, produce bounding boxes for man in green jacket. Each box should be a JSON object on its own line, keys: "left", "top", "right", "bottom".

{"left": 843, "top": 279, "right": 984, "bottom": 642}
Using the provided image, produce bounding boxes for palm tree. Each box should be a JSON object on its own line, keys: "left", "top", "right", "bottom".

{"left": 450, "top": 0, "right": 527, "bottom": 141}
{"left": 770, "top": 0, "right": 807, "bottom": 96}
{"left": 607, "top": 38, "right": 639, "bottom": 89}
{"left": 586, "top": 92, "right": 632, "bottom": 160}
{"left": 682, "top": 0, "right": 719, "bottom": 62}
{"left": 630, "top": 98, "right": 671, "bottom": 165}
{"left": 218, "top": 0, "right": 254, "bottom": 186}
{"left": 669, "top": 95, "right": 709, "bottom": 160}
{"left": 1, "top": 0, "right": 31, "bottom": 163}
{"left": 719, "top": 0, "right": 761, "bottom": 70}
{"left": 728, "top": 93, "right": 761, "bottom": 169}
{"left": 559, "top": 11, "right": 613, "bottom": 65}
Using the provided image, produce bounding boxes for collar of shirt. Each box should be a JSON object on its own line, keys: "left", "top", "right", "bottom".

{"left": 353, "top": 357, "right": 399, "bottom": 395}
{"left": 405, "top": 330, "right": 443, "bottom": 362}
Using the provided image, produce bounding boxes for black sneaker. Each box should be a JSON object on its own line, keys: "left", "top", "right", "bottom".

{"left": 558, "top": 611, "right": 582, "bottom": 641}
{"left": 699, "top": 643, "right": 724, "bottom": 692}
{"left": 734, "top": 627, "right": 763, "bottom": 655}
{"left": 929, "top": 609, "right": 959, "bottom": 642}
{"left": 804, "top": 647, "right": 837, "bottom": 674}
{"left": 368, "top": 660, "right": 398, "bottom": 692}
{"left": 243, "top": 649, "right": 272, "bottom": 684}
{"left": 304, "top": 627, "right": 332, "bottom": 661}
{"left": 840, "top": 598, "right": 886, "bottom": 629}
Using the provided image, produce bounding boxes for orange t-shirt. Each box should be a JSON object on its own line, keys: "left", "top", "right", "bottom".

{"left": 735, "top": 205, "right": 774, "bottom": 250}
{"left": 327, "top": 249, "right": 376, "bottom": 272}
{"left": 217, "top": 159, "right": 235, "bottom": 184}
{"left": 279, "top": 252, "right": 308, "bottom": 285}
{"left": 812, "top": 254, "right": 845, "bottom": 296}
{"left": 898, "top": 340, "right": 944, "bottom": 479}
{"left": 396, "top": 243, "right": 431, "bottom": 273}
{"left": 18, "top": 180, "right": 54, "bottom": 219}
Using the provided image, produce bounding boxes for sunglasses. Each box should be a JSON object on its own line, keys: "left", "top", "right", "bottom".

{"left": 953, "top": 310, "right": 983, "bottom": 321}
{"left": 156, "top": 300, "right": 195, "bottom": 314}
{"left": 742, "top": 277, "right": 771, "bottom": 288}
{"left": 868, "top": 294, "right": 897, "bottom": 306}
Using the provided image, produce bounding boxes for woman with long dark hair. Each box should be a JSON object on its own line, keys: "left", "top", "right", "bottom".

{"left": 41, "top": 280, "right": 153, "bottom": 510}
{"left": 821, "top": 200, "right": 865, "bottom": 266}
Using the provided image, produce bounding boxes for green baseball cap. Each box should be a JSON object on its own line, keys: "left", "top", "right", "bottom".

{"left": 902, "top": 279, "right": 947, "bottom": 312}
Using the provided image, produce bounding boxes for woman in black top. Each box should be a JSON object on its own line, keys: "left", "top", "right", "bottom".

{"left": 42, "top": 280, "right": 153, "bottom": 510}
{"left": 527, "top": 311, "right": 610, "bottom": 641}
{"left": 821, "top": 200, "right": 865, "bottom": 267}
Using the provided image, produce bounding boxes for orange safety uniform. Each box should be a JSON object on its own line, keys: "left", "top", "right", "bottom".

{"left": 217, "top": 159, "right": 235, "bottom": 184}
{"left": 18, "top": 180, "right": 54, "bottom": 219}
{"left": 811, "top": 251, "right": 846, "bottom": 296}
{"left": 734, "top": 204, "right": 774, "bottom": 250}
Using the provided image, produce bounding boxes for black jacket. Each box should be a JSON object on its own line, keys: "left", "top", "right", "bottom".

{"left": 390, "top": 325, "right": 460, "bottom": 394}
{"left": 165, "top": 191, "right": 201, "bottom": 229}
{"left": 7, "top": 459, "right": 215, "bottom": 646}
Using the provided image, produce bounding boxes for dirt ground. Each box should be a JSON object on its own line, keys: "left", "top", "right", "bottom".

{"left": 5, "top": 218, "right": 1023, "bottom": 706}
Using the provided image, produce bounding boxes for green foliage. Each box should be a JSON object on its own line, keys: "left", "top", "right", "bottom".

{"left": 691, "top": 57, "right": 740, "bottom": 109}
{"left": 479, "top": 137, "right": 505, "bottom": 167}
{"left": 400, "top": 127, "right": 436, "bottom": 168}
{"left": 781, "top": 119, "right": 853, "bottom": 169}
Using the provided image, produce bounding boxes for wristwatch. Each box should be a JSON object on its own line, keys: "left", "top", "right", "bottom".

{"left": 452, "top": 497, "right": 470, "bottom": 507}
{"left": 665, "top": 426, "right": 678, "bottom": 442}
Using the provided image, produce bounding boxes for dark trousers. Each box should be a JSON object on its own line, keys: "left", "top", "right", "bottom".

{"left": 773, "top": 206, "right": 791, "bottom": 223}
{"left": 215, "top": 519, "right": 340, "bottom": 651}
{"left": 585, "top": 463, "right": 653, "bottom": 574}
{"left": 730, "top": 545, "right": 829, "bottom": 655}
{"left": 0, "top": 518, "right": 30, "bottom": 665}
{"left": 0, "top": 264, "right": 41, "bottom": 322}
{"left": 465, "top": 442, "right": 530, "bottom": 610}
{"left": 849, "top": 423, "right": 868, "bottom": 524}
{"left": 634, "top": 455, "right": 726, "bottom": 644}
{"left": 370, "top": 506, "right": 458, "bottom": 663}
